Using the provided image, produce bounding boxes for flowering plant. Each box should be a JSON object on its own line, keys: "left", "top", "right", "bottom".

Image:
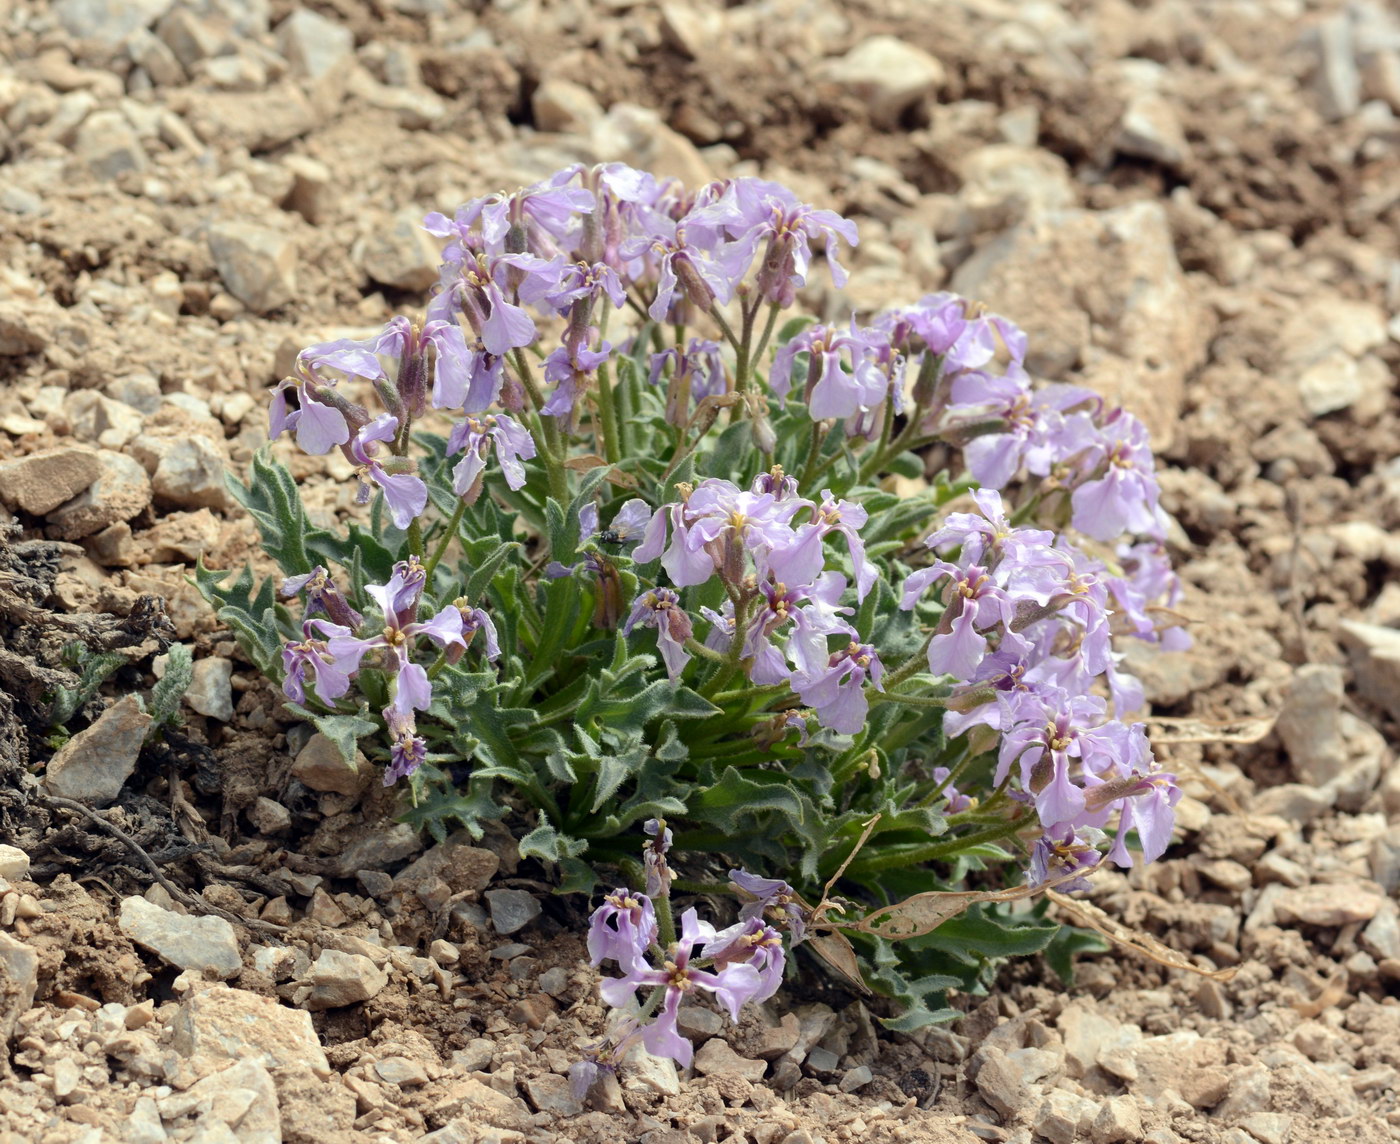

{"left": 199, "top": 164, "right": 1187, "bottom": 1038}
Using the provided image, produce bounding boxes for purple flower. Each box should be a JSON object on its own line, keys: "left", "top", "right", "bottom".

{"left": 1069, "top": 411, "right": 1164, "bottom": 541}
{"left": 627, "top": 218, "right": 738, "bottom": 322}
{"left": 598, "top": 908, "right": 764, "bottom": 1068}
{"left": 1028, "top": 825, "right": 1106, "bottom": 893}
{"left": 771, "top": 490, "right": 877, "bottom": 602}
{"left": 931, "top": 766, "right": 974, "bottom": 814}
{"left": 542, "top": 341, "right": 613, "bottom": 422}
{"left": 325, "top": 560, "right": 465, "bottom": 718}
{"left": 769, "top": 320, "right": 888, "bottom": 420}
{"left": 446, "top": 412, "right": 536, "bottom": 496}
{"left": 649, "top": 339, "right": 727, "bottom": 426}
{"left": 703, "top": 917, "right": 786, "bottom": 1001}
{"left": 643, "top": 818, "right": 673, "bottom": 898}
{"left": 793, "top": 640, "right": 884, "bottom": 735}
{"left": 588, "top": 888, "right": 658, "bottom": 974}
{"left": 722, "top": 178, "right": 860, "bottom": 306}
{"left": 384, "top": 707, "right": 427, "bottom": 785}
{"left": 347, "top": 414, "right": 428, "bottom": 530}
{"left": 622, "top": 588, "right": 693, "bottom": 681}
{"left": 279, "top": 565, "right": 363, "bottom": 630}
{"left": 731, "top": 870, "right": 808, "bottom": 943}
{"left": 923, "top": 488, "right": 1054, "bottom": 570}
{"left": 546, "top": 259, "right": 627, "bottom": 313}
{"left": 268, "top": 338, "right": 383, "bottom": 455}
{"left": 281, "top": 619, "right": 355, "bottom": 705}
{"left": 902, "top": 561, "right": 1017, "bottom": 681}
{"left": 742, "top": 572, "right": 854, "bottom": 685}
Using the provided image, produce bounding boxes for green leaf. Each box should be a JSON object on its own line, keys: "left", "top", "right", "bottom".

{"left": 519, "top": 815, "right": 589, "bottom": 864}
{"left": 283, "top": 702, "right": 379, "bottom": 767}
{"left": 1042, "top": 924, "right": 1108, "bottom": 985}
{"left": 463, "top": 540, "right": 522, "bottom": 604}
{"left": 691, "top": 767, "right": 808, "bottom": 834}
{"left": 228, "top": 446, "right": 314, "bottom": 577}
{"left": 48, "top": 648, "right": 125, "bottom": 728}
{"left": 147, "top": 643, "right": 194, "bottom": 734}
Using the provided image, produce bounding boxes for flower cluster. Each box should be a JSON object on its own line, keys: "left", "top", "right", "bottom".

{"left": 577, "top": 826, "right": 800, "bottom": 1079}
{"left": 226, "top": 161, "right": 1200, "bottom": 1046}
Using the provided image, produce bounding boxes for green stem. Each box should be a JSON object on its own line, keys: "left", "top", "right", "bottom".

{"left": 750, "top": 301, "right": 783, "bottom": 375}
{"left": 797, "top": 421, "right": 827, "bottom": 489}
{"left": 594, "top": 307, "right": 621, "bottom": 467}
{"left": 847, "top": 817, "right": 1028, "bottom": 876}
{"left": 406, "top": 517, "right": 424, "bottom": 559}
{"left": 654, "top": 890, "right": 677, "bottom": 949}
{"left": 684, "top": 638, "right": 729, "bottom": 664}
{"left": 422, "top": 499, "right": 467, "bottom": 584}
{"left": 869, "top": 690, "right": 950, "bottom": 710}
{"left": 709, "top": 682, "right": 788, "bottom": 706}
{"left": 700, "top": 592, "right": 752, "bottom": 699}
{"left": 709, "top": 305, "right": 742, "bottom": 356}
{"left": 511, "top": 349, "right": 569, "bottom": 502}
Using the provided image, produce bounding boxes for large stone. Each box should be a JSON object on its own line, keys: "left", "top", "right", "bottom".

{"left": 957, "top": 145, "right": 1077, "bottom": 221}
{"left": 0, "top": 932, "right": 39, "bottom": 1048}
{"left": 1339, "top": 620, "right": 1400, "bottom": 723}
{"left": 0, "top": 845, "right": 29, "bottom": 880}
{"left": 208, "top": 222, "right": 297, "bottom": 314}
{"left": 170, "top": 985, "right": 331, "bottom": 1076}
{"left": 187, "top": 656, "right": 234, "bottom": 721}
{"left": 73, "top": 109, "right": 147, "bottom": 180}
{"left": 484, "top": 888, "right": 541, "bottom": 935}
{"left": 119, "top": 896, "right": 242, "bottom": 977}
{"left": 1276, "top": 296, "right": 1390, "bottom": 418}
{"left": 819, "top": 35, "right": 945, "bottom": 126}
{"left": 128, "top": 432, "right": 231, "bottom": 511}
{"left": 54, "top": 0, "right": 174, "bottom": 46}
{"left": 276, "top": 8, "right": 355, "bottom": 80}
{"left": 184, "top": 85, "right": 319, "bottom": 152}
{"left": 303, "top": 949, "right": 388, "bottom": 1009}
{"left": 357, "top": 209, "right": 441, "bottom": 292}
{"left": 1273, "top": 883, "right": 1385, "bottom": 927}
{"left": 65, "top": 391, "right": 145, "bottom": 449}
{"left": 1312, "top": 13, "right": 1361, "bottom": 121}
{"left": 592, "top": 103, "right": 712, "bottom": 190}
{"left": 693, "top": 1038, "right": 766, "bottom": 1082}
{"left": 532, "top": 78, "right": 604, "bottom": 134}
{"left": 155, "top": 6, "right": 226, "bottom": 70}
{"left": 1275, "top": 664, "right": 1348, "bottom": 786}
{"left": 47, "top": 450, "right": 152, "bottom": 541}
{"left": 951, "top": 200, "right": 1205, "bottom": 447}
{"left": 291, "top": 732, "right": 365, "bottom": 796}
{"left": 0, "top": 448, "right": 102, "bottom": 516}
{"left": 158, "top": 1058, "right": 280, "bottom": 1144}
{"left": 44, "top": 694, "right": 152, "bottom": 806}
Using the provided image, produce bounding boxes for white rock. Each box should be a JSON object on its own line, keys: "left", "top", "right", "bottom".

{"left": 129, "top": 432, "right": 232, "bottom": 511}
{"left": 66, "top": 390, "right": 145, "bottom": 449}
{"left": 1339, "top": 620, "right": 1400, "bottom": 723}
{"left": 171, "top": 985, "right": 331, "bottom": 1075}
{"left": 1312, "top": 13, "right": 1362, "bottom": 120}
{"left": 304, "top": 949, "right": 388, "bottom": 1009}
{"left": 54, "top": 0, "right": 174, "bottom": 46}
{"left": 276, "top": 8, "right": 355, "bottom": 81}
{"left": 820, "top": 35, "right": 945, "bottom": 126}
{"left": 622, "top": 1043, "right": 680, "bottom": 1096}
{"left": 119, "top": 896, "right": 242, "bottom": 978}
{"left": 0, "top": 932, "right": 40, "bottom": 1045}
{"left": 73, "top": 109, "right": 147, "bottom": 179}
{"left": 533, "top": 78, "right": 604, "bottom": 134}
{"left": 48, "top": 450, "right": 152, "bottom": 541}
{"left": 207, "top": 222, "right": 297, "bottom": 314}
{"left": 1274, "top": 664, "right": 1347, "bottom": 786}
{"left": 0, "top": 845, "right": 29, "bottom": 880}
{"left": 1117, "top": 92, "right": 1189, "bottom": 167}
{"left": 592, "top": 103, "right": 712, "bottom": 189}
{"left": 186, "top": 657, "right": 234, "bottom": 721}
{"left": 957, "top": 144, "right": 1076, "bottom": 221}
{"left": 356, "top": 209, "right": 442, "bottom": 292}
{"left": 44, "top": 694, "right": 152, "bottom": 806}
{"left": 155, "top": 7, "right": 226, "bottom": 70}
{"left": 159, "top": 1059, "right": 279, "bottom": 1144}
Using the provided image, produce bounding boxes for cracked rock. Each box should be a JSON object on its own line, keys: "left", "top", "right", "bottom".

{"left": 118, "top": 896, "right": 242, "bottom": 978}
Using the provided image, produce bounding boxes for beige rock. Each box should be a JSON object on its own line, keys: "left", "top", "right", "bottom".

{"left": 693, "top": 1038, "right": 767, "bottom": 1081}
{"left": 0, "top": 448, "right": 102, "bottom": 516}
{"left": 171, "top": 985, "right": 331, "bottom": 1076}
{"left": 276, "top": 8, "right": 355, "bottom": 81}
{"left": 208, "top": 222, "right": 297, "bottom": 314}
{"left": 357, "top": 209, "right": 442, "bottom": 291}
{"left": 44, "top": 694, "right": 152, "bottom": 806}
{"left": 156, "top": 6, "right": 226, "bottom": 69}
{"left": 951, "top": 200, "right": 1206, "bottom": 447}
{"left": 141, "top": 508, "right": 222, "bottom": 564}
{"left": 48, "top": 450, "right": 151, "bottom": 541}
{"left": 184, "top": 85, "right": 319, "bottom": 153}
{"left": 129, "top": 432, "right": 232, "bottom": 511}
{"left": 65, "top": 390, "right": 145, "bottom": 449}
{"left": 532, "top": 78, "right": 604, "bottom": 134}
{"left": 119, "top": 896, "right": 242, "bottom": 978}
{"left": 592, "top": 103, "right": 712, "bottom": 190}
{"left": 1273, "top": 883, "right": 1385, "bottom": 927}
{"left": 957, "top": 145, "right": 1076, "bottom": 221}
{"left": 292, "top": 732, "right": 366, "bottom": 795}
{"left": 0, "top": 845, "right": 29, "bottom": 880}
{"left": 0, "top": 932, "right": 39, "bottom": 1047}
{"left": 280, "top": 154, "right": 333, "bottom": 223}
{"left": 819, "top": 35, "right": 945, "bottom": 126}
{"left": 1339, "top": 620, "right": 1400, "bottom": 724}
{"left": 73, "top": 109, "right": 147, "bottom": 179}
{"left": 158, "top": 1058, "right": 280, "bottom": 1144}
{"left": 303, "top": 949, "right": 388, "bottom": 1009}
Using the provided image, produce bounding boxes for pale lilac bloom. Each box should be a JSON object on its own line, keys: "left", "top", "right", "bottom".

{"left": 598, "top": 908, "right": 764, "bottom": 1068}
{"left": 1097, "top": 768, "right": 1181, "bottom": 868}
{"left": 279, "top": 565, "right": 363, "bottom": 629}
{"left": 545, "top": 260, "right": 627, "bottom": 313}
{"left": 721, "top": 177, "right": 860, "bottom": 305}
{"left": 682, "top": 480, "right": 809, "bottom": 586}
{"left": 269, "top": 339, "right": 381, "bottom": 455}
{"left": 649, "top": 339, "right": 727, "bottom": 424}
{"left": 769, "top": 320, "right": 888, "bottom": 419}
{"left": 924, "top": 488, "right": 1054, "bottom": 569}
{"left": 588, "top": 888, "right": 658, "bottom": 974}
{"left": 731, "top": 870, "right": 809, "bottom": 943}
{"left": 625, "top": 217, "right": 736, "bottom": 322}
{"left": 1028, "top": 825, "right": 1107, "bottom": 893}
{"left": 1070, "top": 411, "right": 1163, "bottom": 541}
{"left": 366, "top": 315, "right": 478, "bottom": 414}
{"left": 946, "top": 371, "right": 1098, "bottom": 489}
{"left": 542, "top": 341, "right": 613, "bottom": 420}
{"left": 347, "top": 414, "right": 428, "bottom": 530}
{"left": 703, "top": 917, "right": 786, "bottom": 1001}
{"left": 384, "top": 707, "right": 427, "bottom": 785}
{"left": 325, "top": 561, "right": 466, "bottom": 718}
{"left": 281, "top": 619, "right": 355, "bottom": 705}
{"left": 901, "top": 561, "right": 1017, "bottom": 681}
{"left": 750, "top": 466, "right": 800, "bottom": 500}
{"left": 457, "top": 604, "right": 501, "bottom": 662}
{"left": 440, "top": 250, "right": 562, "bottom": 356}
{"left": 931, "top": 766, "right": 974, "bottom": 814}
{"left": 743, "top": 573, "right": 854, "bottom": 684}
{"left": 794, "top": 640, "right": 884, "bottom": 735}
{"left": 622, "top": 588, "right": 693, "bottom": 681}
{"left": 770, "top": 489, "right": 877, "bottom": 601}
{"left": 446, "top": 412, "right": 536, "bottom": 494}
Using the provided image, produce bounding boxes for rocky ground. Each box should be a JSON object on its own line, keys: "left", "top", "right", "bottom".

{"left": 2, "top": 0, "right": 1400, "bottom": 1141}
